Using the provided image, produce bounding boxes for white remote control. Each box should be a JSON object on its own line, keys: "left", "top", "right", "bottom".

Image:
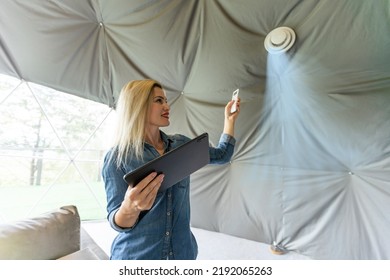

{"left": 230, "top": 89, "right": 239, "bottom": 113}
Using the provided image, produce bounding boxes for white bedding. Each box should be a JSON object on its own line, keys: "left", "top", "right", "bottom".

{"left": 82, "top": 221, "right": 310, "bottom": 260}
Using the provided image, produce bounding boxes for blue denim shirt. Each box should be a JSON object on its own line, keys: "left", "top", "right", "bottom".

{"left": 102, "top": 131, "right": 235, "bottom": 260}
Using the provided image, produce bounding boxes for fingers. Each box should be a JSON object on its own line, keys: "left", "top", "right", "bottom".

{"left": 226, "top": 98, "right": 240, "bottom": 116}
{"left": 234, "top": 98, "right": 241, "bottom": 109}
{"left": 133, "top": 172, "right": 161, "bottom": 194}
{"left": 126, "top": 172, "right": 164, "bottom": 211}
{"left": 226, "top": 99, "right": 234, "bottom": 112}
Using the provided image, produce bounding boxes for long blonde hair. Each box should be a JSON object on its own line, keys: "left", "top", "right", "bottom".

{"left": 112, "top": 79, "right": 162, "bottom": 167}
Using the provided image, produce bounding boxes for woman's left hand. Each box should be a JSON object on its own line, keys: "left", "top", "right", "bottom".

{"left": 223, "top": 98, "right": 240, "bottom": 137}
{"left": 225, "top": 98, "right": 240, "bottom": 120}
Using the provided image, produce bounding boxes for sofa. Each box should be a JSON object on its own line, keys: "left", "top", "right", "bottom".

{"left": 0, "top": 205, "right": 108, "bottom": 260}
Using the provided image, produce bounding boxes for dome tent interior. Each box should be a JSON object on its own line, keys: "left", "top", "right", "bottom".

{"left": 0, "top": 0, "right": 389, "bottom": 260}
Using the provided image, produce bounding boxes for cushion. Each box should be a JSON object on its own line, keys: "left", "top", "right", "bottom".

{"left": 58, "top": 248, "right": 99, "bottom": 260}
{"left": 0, "top": 205, "right": 80, "bottom": 260}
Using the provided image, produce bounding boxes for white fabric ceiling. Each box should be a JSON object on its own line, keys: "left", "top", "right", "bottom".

{"left": 1, "top": 0, "right": 390, "bottom": 259}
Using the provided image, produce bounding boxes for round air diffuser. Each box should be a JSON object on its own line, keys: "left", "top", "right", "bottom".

{"left": 264, "top": 27, "right": 296, "bottom": 54}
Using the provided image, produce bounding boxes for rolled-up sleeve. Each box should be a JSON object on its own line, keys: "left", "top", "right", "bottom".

{"left": 102, "top": 151, "right": 135, "bottom": 232}
{"left": 208, "top": 133, "right": 236, "bottom": 164}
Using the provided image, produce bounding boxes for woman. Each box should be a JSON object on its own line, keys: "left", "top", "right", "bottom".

{"left": 102, "top": 79, "right": 240, "bottom": 260}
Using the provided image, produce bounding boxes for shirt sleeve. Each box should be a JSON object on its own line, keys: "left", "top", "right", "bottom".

{"left": 208, "top": 133, "right": 236, "bottom": 164}
{"left": 102, "top": 150, "right": 137, "bottom": 232}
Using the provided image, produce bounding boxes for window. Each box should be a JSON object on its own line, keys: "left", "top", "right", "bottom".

{"left": 0, "top": 74, "right": 116, "bottom": 222}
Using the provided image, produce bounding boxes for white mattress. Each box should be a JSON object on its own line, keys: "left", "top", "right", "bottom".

{"left": 82, "top": 221, "right": 310, "bottom": 260}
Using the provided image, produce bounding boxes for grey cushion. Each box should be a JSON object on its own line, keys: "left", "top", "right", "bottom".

{"left": 0, "top": 205, "right": 80, "bottom": 260}
{"left": 58, "top": 248, "right": 99, "bottom": 260}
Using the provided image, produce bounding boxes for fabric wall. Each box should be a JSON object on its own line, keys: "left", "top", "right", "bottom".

{"left": 1, "top": 0, "right": 389, "bottom": 259}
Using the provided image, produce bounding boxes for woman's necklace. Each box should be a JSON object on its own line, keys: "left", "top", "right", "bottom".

{"left": 145, "top": 135, "right": 165, "bottom": 155}
{"left": 154, "top": 139, "right": 165, "bottom": 155}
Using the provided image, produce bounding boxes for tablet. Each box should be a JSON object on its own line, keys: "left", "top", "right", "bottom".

{"left": 123, "top": 133, "right": 210, "bottom": 192}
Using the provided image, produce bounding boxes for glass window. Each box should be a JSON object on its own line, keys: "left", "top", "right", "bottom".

{"left": 0, "top": 74, "right": 116, "bottom": 222}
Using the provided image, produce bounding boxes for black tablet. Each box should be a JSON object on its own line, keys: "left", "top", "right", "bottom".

{"left": 123, "top": 133, "right": 210, "bottom": 192}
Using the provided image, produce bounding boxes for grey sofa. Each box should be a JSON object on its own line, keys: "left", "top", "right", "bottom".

{"left": 0, "top": 205, "right": 108, "bottom": 260}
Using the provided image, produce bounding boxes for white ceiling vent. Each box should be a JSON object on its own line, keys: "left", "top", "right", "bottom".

{"left": 264, "top": 27, "right": 296, "bottom": 54}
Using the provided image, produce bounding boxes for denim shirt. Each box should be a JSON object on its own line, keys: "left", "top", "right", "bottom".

{"left": 102, "top": 131, "right": 236, "bottom": 260}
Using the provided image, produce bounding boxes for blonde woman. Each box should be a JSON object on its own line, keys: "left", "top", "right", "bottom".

{"left": 102, "top": 79, "right": 240, "bottom": 260}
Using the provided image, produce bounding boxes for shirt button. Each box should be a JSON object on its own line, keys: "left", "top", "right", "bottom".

{"left": 166, "top": 231, "right": 170, "bottom": 236}
{"left": 167, "top": 211, "right": 171, "bottom": 216}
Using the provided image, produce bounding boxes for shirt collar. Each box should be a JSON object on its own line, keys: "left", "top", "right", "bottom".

{"left": 160, "top": 130, "right": 174, "bottom": 147}
{"left": 144, "top": 130, "right": 173, "bottom": 148}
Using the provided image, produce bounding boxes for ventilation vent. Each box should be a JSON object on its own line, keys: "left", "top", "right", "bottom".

{"left": 264, "top": 27, "right": 296, "bottom": 54}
